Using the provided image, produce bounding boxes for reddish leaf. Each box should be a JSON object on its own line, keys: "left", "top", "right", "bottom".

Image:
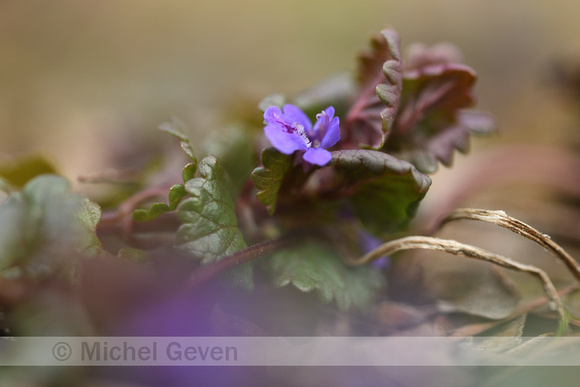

{"left": 403, "top": 42, "right": 464, "bottom": 70}
{"left": 344, "top": 27, "right": 403, "bottom": 149}
{"left": 384, "top": 60, "right": 495, "bottom": 173}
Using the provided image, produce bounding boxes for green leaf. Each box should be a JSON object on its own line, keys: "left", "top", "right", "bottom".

{"left": 158, "top": 117, "right": 198, "bottom": 164}
{"left": 0, "top": 174, "right": 102, "bottom": 279}
{"left": 328, "top": 150, "right": 431, "bottom": 235}
{"left": 158, "top": 118, "right": 189, "bottom": 142}
{"left": 182, "top": 162, "right": 197, "bottom": 182}
{"left": 176, "top": 156, "right": 252, "bottom": 289}
{"left": 427, "top": 265, "right": 520, "bottom": 320}
{"left": 472, "top": 315, "right": 527, "bottom": 352}
{"left": 264, "top": 242, "right": 385, "bottom": 311}
{"left": 132, "top": 184, "right": 187, "bottom": 222}
{"left": 203, "top": 125, "right": 257, "bottom": 194}
{"left": 251, "top": 148, "right": 292, "bottom": 215}
{"left": 132, "top": 118, "right": 200, "bottom": 222}
{"left": 132, "top": 128, "right": 199, "bottom": 222}
{"left": 0, "top": 178, "right": 10, "bottom": 202}
{"left": 0, "top": 196, "right": 25, "bottom": 271}
{"left": 76, "top": 196, "right": 103, "bottom": 256}
{"left": 0, "top": 154, "right": 58, "bottom": 188}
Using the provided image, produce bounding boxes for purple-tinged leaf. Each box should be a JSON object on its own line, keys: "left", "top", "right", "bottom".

{"left": 344, "top": 27, "right": 403, "bottom": 149}
{"left": 397, "top": 64, "right": 477, "bottom": 134}
{"left": 384, "top": 61, "right": 495, "bottom": 173}
{"left": 392, "top": 110, "right": 496, "bottom": 172}
{"left": 403, "top": 42, "right": 464, "bottom": 70}
{"left": 456, "top": 109, "right": 496, "bottom": 135}
{"left": 427, "top": 109, "right": 495, "bottom": 166}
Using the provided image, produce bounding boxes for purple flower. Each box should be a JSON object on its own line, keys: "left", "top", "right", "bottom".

{"left": 264, "top": 104, "right": 340, "bottom": 166}
{"left": 358, "top": 229, "right": 390, "bottom": 270}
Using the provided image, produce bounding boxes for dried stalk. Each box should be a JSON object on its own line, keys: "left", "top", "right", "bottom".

{"left": 347, "top": 236, "right": 566, "bottom": 321}
{"left": 441, "top": 208, "right": 580, "bottom": 282}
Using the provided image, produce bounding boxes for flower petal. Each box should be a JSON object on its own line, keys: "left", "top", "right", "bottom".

{"left": 264, "top": 106, "right": 288, "bottom": 125}
{"left": 283, "top": 104, "right": 312, "bottom": 131}
{"left": 303, "top": 147, "right": 332, "bottom": 166}
{"left": 264, "top": 123, "right": 309, "bottom": 154}
{"left": 320, "top": 116, "right": 341, "bottom": 149}
{"left": 323, "top": 106, "right": 335, "bottom": 118}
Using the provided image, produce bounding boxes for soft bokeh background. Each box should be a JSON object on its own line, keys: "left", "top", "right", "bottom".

{"left": 2, "top": 0, "right": 580, "bottom": 191}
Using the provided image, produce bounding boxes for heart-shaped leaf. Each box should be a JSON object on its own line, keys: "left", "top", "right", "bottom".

{"left": 0, "top": 175, "right": 102, "bottom": 279}
{"left": 263, "top": 242, "right": 385, "bottom": 311}
{"left": 176, "top": 156, "right": 252, "bottom": 289}
{"left": 326, "top": 150, "right": 431, "bottom": 235}
{"left": 251, "top": 148, "right": 292, "bottom": 215}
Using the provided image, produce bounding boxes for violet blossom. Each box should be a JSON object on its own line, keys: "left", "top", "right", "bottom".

{"left": 263, "top": 104, "right": 340, "bottom": 166}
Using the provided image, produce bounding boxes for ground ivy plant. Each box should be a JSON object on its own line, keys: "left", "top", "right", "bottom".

{"left": 14, "top": 25, "right": 578, "bottom": 329}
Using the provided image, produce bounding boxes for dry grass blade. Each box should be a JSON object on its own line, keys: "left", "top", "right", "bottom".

{"left": 441, "top": 208, "right": 580, "bottom": 282}
{"left": 348, "top": 236, "right": 565, "bottom": 322}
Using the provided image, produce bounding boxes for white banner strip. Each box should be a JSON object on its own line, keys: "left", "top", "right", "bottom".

{"left": 1, "top": 336, "right": 579, "bottom": 366}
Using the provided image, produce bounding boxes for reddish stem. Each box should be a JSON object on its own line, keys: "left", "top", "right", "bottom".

{"left": 187, "top": 236, "right": 295, "bottom": 291}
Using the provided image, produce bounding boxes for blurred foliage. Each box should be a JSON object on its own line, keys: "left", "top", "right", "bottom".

{"left": 0, "top": 155, "right": 57, "bottom": 188}
{"left": 2, "top": 2, "right": 580, "bottom": 386}
{"left": 0, "top": 175, "right": 101, "bottom": 280}
{"left": 263, "top": 241, "right": 385, "bottom": 311}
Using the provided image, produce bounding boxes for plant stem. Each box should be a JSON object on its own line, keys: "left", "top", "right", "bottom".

{"left": 348, "top": 235, "right": 566, "bottom": 323}
{"left": 187, "top": 236, "right": 294, "bottom": 290}
{"left": 442, "top": 208, "right": 580, "bottom": 282}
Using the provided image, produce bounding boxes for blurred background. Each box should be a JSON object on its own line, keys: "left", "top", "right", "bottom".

{"left": 2, "top": 0, "right": 580, "bottom": 193}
